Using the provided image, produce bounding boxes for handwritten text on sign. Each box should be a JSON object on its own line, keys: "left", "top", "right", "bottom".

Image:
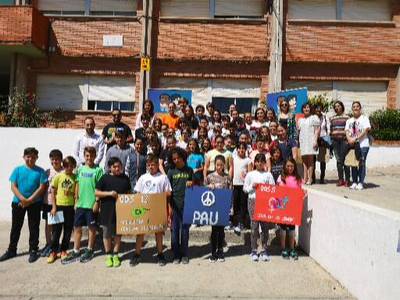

{"left": 116, "top": 193, "right": 167, "bottom": 235}
{"left": 254, "top": 184, "right": 304, "bottom": 226}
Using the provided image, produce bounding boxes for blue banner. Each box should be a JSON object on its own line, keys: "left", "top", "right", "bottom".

{"left": 183, "top": 186, "right": 232, "bottom": 226}
{"left": 148, "top": 89, "right": 192, "bottom": 113}
{"left": 266, "top": 88, "right": 308, "bottom": 115}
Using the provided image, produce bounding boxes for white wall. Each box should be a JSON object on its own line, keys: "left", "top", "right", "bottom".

{"left": 300, "top": 189, "right": 400, "bottom": 300}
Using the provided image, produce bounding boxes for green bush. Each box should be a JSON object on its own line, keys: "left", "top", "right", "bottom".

{"left": 308, "top": 94, "right": 334, "bottom": 113}
{"left": 369, "top": 109, "right": 400, "bottom": 141}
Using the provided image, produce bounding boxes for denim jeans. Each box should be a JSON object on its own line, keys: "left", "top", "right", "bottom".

{"left": 332, "top": 139, "right": 350, "bottom": 182}
{"left": 171, "top": 210, "right": 190, "bottom": 259}
{"left": 351, "top": 147, "right": 369, "bottom": 184}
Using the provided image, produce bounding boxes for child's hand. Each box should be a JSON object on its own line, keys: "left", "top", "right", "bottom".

{"left": 186, "top": 181, "right": 193, "bottom": 188}
{"left": 252, "top": 183, "right": 259, "bottom": 189}
{"left": 110, "top": 191, "right": 118, "bottom": 199}
{"left": 208, "top": 183, "right": 215, "bottom": 190}
{"left": 167, "top": 212, "right": 172, "bottom": 228}
{"left": 50, "top": 207, "right": 57, "bottom": 216}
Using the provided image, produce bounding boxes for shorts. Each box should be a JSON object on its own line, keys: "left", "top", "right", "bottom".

{"left": 42, "top": 204, "right": 52, "bottom": 220}
{"left": 101, "top": 224, "right": 117, "bottom": 239}
{"left": 279, "top": 224, "right": 295, "bottom": 232}
{"left": 74, "top": 208, "right": 97, "bottom": 228}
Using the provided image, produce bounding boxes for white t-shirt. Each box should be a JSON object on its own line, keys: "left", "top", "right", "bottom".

{"left": 243, "top": 170, "right": 275, "bottom": 200}
{"left": 233, "top": 156, "right": 252, "bottom": 186}
{"left": 345, "top": 115, "right": 371, "bottom": 148}
{"left": 134, "top": 172, "right": 172, "bottom": 194}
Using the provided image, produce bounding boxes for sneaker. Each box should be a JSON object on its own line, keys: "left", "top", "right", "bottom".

{"left": 290, "top": 249, "right": 299, "bottom": 260}
{"left": 250, "top": 251, "right": 259, "bottom": 262}
{"left": 259, "top": 251, "right": 271, "bottom": 262}
{"left": 61, "top": 250, "right": 80, "bottom": 265}
{"left": 181, "top": 256, "right": 189, "bottom": 264}
{"left": 356, "top": 183, "right": 364, "bottom": 190}
{"left": 113, "top": 255, "right": 121, "bottom": 268}
{"left": 47, "top": 252, "right": 57, "bottom": 264}
{"left": 0, "top": 250, "right": 16, "bottom": 262}
{"left": 224, "top": 224, "right": 233, "bottom": 231}
{"left": 80, "top": 249, "right": 94, "bottom": 263}
{"left": 217, "top": 252, "right": 225, "bottom": 263}
{"left": 40, "top": 245, "right": 51, "bottom": 257}
{"left": 343, "top": 181, "right": 350, "bottom": 188}
{"left": 281, "top": 249, "right": 290, "bottom": 259}
{"left": 157, "top": 253, "right": 167, "bottom": 267}
{"left": 173, "top": 258, "right": 181, "bottom": 264}
{"left": 336, "top": 180, "right": 344, "bottom": 187}
{"left": 350, "top": 183, "right": 357, "bottom": 189}
{"left": 60, "top": 251, "right": 68, "bottom": 260}
{"left": 28, "top": 251, "right": 39, "bottom": 263}
{"left": 233, "top": 226, "right": 241, "bottom": 236}
{"left": 209, "top": 255, "right": 217, "bottom": 263}
{"left": 105, "top": 255, "right": 113, "bottom": 267}
{"left": 129, "top": 254, "right": 141, "bottom": 267}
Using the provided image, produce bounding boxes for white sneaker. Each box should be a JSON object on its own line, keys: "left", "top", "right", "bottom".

{"left": 350, "top": 183, "right": 357, "bottom": 189}
{"left": 233, "top": 226, "right": 241, "bottom": 235}
{"left": 356, "top": 183, "right": 364, "bottom": 190}
{"left": 250, "top": 252, "right": 258, "bottom": 262}
{"left": 259, "top": 251, "right": 271, "bottom": 262}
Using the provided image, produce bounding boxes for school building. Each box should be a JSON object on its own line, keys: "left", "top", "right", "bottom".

{"left": 0, "top": 0, "right": 399, "bottom": 128}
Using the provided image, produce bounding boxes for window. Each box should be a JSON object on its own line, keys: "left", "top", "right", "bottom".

{"left": 160, "top": 0, "right": 265, "bottom": 19}
{"left": 38, "top": 0, "right": 137, "bottom": 16}
{"left": 212, "top": 97, "right": 259, "bottom": 115}
{"left": 88, "top": 100, "right": 134, "bottom": 112}
{"left": 288, "top": 0, "right": 392, "bottom": 22}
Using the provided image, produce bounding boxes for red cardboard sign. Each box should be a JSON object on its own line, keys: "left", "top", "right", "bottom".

{"left": 254, "top": 184, "right": 304, "bottom": 226}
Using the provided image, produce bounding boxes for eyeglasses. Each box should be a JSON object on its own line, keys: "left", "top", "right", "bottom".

{"left": 280, "top": 103, "right": 288, "bottom": 107}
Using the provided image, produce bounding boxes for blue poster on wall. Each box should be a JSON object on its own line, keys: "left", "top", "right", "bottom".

{"left": 183, "top": 186, "right": 232, "bottom": 226}
{"left": 148, "top": 89, "right": 192, "bottom": 113}
{"left": 266, "top": 88, "right": 308, "bottom": 115}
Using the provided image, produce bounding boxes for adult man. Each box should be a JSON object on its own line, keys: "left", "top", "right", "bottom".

{"left": 73, "top": 117, "right": 105, "bottom": 166}
{"left": 276, "top": 125, "right": 298, "bottom": 161}
{"left": 102, "top": 109, "right": 133, "bottom": 151}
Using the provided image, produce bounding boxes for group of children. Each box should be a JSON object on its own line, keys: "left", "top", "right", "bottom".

{"left": 0, "top": 140, "right": 303, "bottom": 267}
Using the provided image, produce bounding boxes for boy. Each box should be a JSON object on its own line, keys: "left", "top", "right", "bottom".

{"left": 41, "top": 149, "right": 63, "bottom": 258}
{"left": 243, "top": 154, "right": 275, "bottom": 262}
{"left": 167, "top": 148, "right": 193, "bottom": 264}
{"left": 0, "top": 147, "right": 48, "bottom": 263}
{"left": 125, "top": 137, "right": 147, "bottom": 191}
{"left": 48, "top": 156, "right": 77, "bottom": 263}
{"left": 62, "top": 146, "right": 103, "bottom": 264}
{"left": 104, "top": 131, "right": 132, "bottom": 174}
{"left": 131, "top": 154, "right": 172, "bottom": 267}
{"left": 95, "top": 157, "right": 131, "bottom": 267}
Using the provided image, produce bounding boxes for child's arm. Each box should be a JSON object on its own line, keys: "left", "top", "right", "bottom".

{"left": 243, "top": 173, "right": 252, "bottom": 194}
{"left": 74, "top": 182, "right": 79, "bottom": 207}
{"left": 95, "top": 189, "right": 118, "bottom": 199}
{"left": 26, "top": 184, "right": 47, "bottom": 206}
{"left": 51, "top": 186, "right": 57, "bottom": 216}
{"left": 203, "top": 155, "right": 210, "bottom": 182}
{"left": 10, "top": 183, "right": 28, "bottom": 206}
{"left": 228, "top": 156, "right": 234, "bottom": 180}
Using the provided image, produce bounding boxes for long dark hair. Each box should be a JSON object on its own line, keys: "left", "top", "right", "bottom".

{"left": 143, "top": 99, "right": 155, "bottom": 117}
{"left": 281, "top": 158, "right": 302, "bottom": 184}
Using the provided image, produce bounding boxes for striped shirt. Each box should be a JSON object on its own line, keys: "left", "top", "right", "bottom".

{"left": 330, "top": 114, "right": 349, "bottom": 140}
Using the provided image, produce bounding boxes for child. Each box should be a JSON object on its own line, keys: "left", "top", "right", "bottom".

{"left": 167, "top": 148, "right": 193, "bottom": 264}
{"left": 62, "top": 146, "right": 103, "bottom": 264}
{"left": 270, "top": 147, "right": 284, "bottom": 183}
{"left": 47, "top": 156, "right": 77, "bottom": 263}
{"left": 0, "top": 147, "right": 48, "bottom": 263}
{"left": 277, "top": 158, "right": 302, "bottom": 260}
{"left": 132, "top": 154, "right": 172, "bottom": 267}
{"left": 243, "top": 153, "right": 275, "bottom": 262}
{"left": 232, "top": 143, "right": 253, "bottom": 234}
{"left": 125, "top": 137, "right": 147, "bottom": 191}
{"left": 95, "top": 157, "right": 131, "bottom": 267}
{"left": 104, "top": 131, "right": 132, "bottom": 174}
{"left": 41, "top": 149, "right": 63, "bottom": 258}
{"left": 186, "top": 139, "right": 204, "bottom": 186}
{"left": 204, "top": 155, "right": 231, "bottom": 262}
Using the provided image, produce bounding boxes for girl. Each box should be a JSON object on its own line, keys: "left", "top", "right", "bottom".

{"left": 345, "top": 101, "right": 371, "bottom": 190}
{"left": 265, "top": 108, "right": 276, "bottom": 127}
{"left": 48, "top": 156, "right": 77, "bottom": 264}
{"left": 249, "top": 135, "right": 272, "bottom": 172}
{"left": 232, "top": 143, "right": 253, "bottom": 234}
{"left": 135, "top": 99, "right": 155, "bottom": 128}
{"left": 251, "top": 107, "right": 267, "bottom": 130}
{"left": 270, "top": 147, "right": 284, "bottom": 183}
{"left": 201, "top": 138, "right": 212, "bottom": 155}
{"left": 186, "top": 139, "right": 205, "bottom": 185}
{"left": 183, "top": 105, "right": 199, "bottom": 131}
{"left": 243, "top": 153, "right": 275, "bottom": 262}
{"left": 204, "top": 135, "right": 233, "bottom": 180}
{"left": 205, "top": 155, "right": 231, "bottom": 262}
{"left": 298, "top": 103, "right": 320, "bottom": 185}
{"left": 212, "top": 109, "right": 222, "bottom": 129}
{"left": 153, "top": 117, "right": 163, "bottom": 140}
{"left": 95, "top": 157, "right": 131, "bottom": 267}
{"left": 277, "top": 158, "right": 303, "bottom": 260}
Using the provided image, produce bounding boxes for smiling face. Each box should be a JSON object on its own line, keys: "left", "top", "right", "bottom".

{"left": 24, "top": 154, "right": 38, "bottom": 168}
{"left": 302, "top": 104, "right": 311, "bottom": 117}
{"left": 352, "top": 102, "right": 362, "bottom": 118}
{"left": 110, "top": 161, "right": 122, "bottom": 176}
{"left": 280, "top": 101, "right": 289, "bottom": 114}
{"left": 215, "top": 137, "right": 224, "bottom": 151}
{"left": 172, "top": 152, "right": 185, "bottom": 169}
{"left": 334, "top": 102, "right": 344, "bottom": 115}
{"left": 256, "top": 109, "right": 265, "bottom": 122}
{"left": 168, "top": 103, "right": 176, "bottom": 115}
{"left": 215, "top": 159, "right": 225, "bottom": 175}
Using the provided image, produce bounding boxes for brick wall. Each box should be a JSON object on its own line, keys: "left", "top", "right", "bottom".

{"left": 0, "top": 6, "right": 48, "bottom": 49}
{"left": 49, "top": 18, "right": 142, "bottom": 57}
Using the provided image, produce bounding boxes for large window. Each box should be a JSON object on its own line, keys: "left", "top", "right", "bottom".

{"left": 38, "top": 0, "right": 137, "bottom": 16}
{"left": 36, "top": 75, "right": 135, "bottom": 112}
{"left": 289, "top": 0, "right": 392, "bottom": 22}
{"left": 212, "top": 97, "right": 259, "bottom": 115}
{"left": 160, "top": 0, "right": 266, "bottom": 19}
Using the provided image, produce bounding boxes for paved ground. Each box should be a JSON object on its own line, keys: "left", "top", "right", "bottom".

{"left": 0, "top": 221, "right": 353, "bottom": 300}
{"left": 312, "top": 165, "right": 400, "bottom": 212}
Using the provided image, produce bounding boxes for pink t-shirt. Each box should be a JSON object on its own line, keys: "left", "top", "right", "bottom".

{"left": 278, "top": 175, "right": 302, "bottom": 189}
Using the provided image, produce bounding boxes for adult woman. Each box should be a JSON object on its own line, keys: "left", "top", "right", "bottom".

{"left": 298, "top": 103, "right": 320, "bottom": 185}
{"left": 265, "top": 108, "right": 276, "bottom": 128}
{"left": 329, "top": 101, "right": 350, "bottom": 186}
{"left": 251, "top": 107, "right": 267, "bottom": 130}
{"left": 212, "top": 109, "right": 222, "bottom": 129}
{"left": 277, "top": 98, "right": 298, "bottom": 141}
{"left": 203, "top": 135, "right": 233, "bottom": 180}
{"left": 345, "top": 101, "right": 371, "bottom": 190}
{"left": 135, "top": 99, "right": 155, "bottom": 128}
{"left": 314, "top": 104, "right": 330, "bottom": 184}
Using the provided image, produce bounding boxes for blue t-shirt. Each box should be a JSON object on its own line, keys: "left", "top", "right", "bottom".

{"left": 187, "top": 153, "right": 205, "bottom": 181}
{"left": 9, "top": 165, "right": 48, "bottom": 204}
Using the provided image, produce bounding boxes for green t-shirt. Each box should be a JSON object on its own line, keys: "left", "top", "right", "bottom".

{"left": 51, "top": 172, "right": 77, "bottom": 206}
{"left": 77, "top": 165, "right": 103, "bottom": 209}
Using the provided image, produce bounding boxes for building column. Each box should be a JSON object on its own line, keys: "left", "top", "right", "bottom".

{"left": 396, "top": 67, "right": 400, "bottom": 109}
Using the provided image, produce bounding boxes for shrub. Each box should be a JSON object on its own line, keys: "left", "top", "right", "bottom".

{"left": 308, "top": 94, "right": 334, "bottom": 113}
{"left": 369, "top": 109, "right": 400, "bottom": 141}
